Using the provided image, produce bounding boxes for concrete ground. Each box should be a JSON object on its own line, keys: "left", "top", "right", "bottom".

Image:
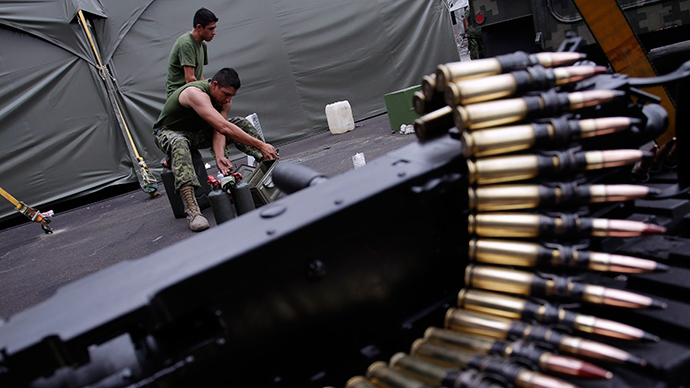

{"left": 0, "top": 113, "right": 419, "bottom": 319}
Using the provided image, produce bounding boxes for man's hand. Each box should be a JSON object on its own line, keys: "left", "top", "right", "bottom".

{"left": 216, "top": 156, "right": 234, "bottom": 176}
{"left": 259, "top": 143, "right": 280, "bottom": 161}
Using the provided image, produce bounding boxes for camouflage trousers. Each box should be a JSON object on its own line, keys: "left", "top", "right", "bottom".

{"left": 154, "top": 117, "right": 264, "bottom": 192}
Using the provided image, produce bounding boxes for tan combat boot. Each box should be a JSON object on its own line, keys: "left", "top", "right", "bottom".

{"left": 180, "top": 185, "right": 209, "bottom": 232}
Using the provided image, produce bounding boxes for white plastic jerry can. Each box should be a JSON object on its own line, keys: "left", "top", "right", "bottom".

{"left": 325, "top": 100, "right": 355, "bottom": 134}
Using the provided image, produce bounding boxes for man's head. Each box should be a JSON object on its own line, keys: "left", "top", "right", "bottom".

{"left": 193, "top": 8, "right": 218, "bottom": 42}
{"left": 209, "top": 68, "right": 241, "bottom": 106}
{"left": 212, "top": 68, "right": 241, "bottom": 90}
{"left": 193, "top": 8, "right": 218, "bottom": 28}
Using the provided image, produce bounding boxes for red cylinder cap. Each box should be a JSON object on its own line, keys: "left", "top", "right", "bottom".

{"left": 475, "top": 12, "right": 485, "bottom": 24}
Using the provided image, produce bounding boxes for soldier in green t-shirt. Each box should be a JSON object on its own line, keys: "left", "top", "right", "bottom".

{"left": 166, "top": 8, "right": 218, "bottom": 97}
{"left": 154, "top": 68, "right": 279, "bottom": 232}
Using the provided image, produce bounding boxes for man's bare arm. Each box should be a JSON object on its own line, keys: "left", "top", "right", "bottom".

{"left": 212, "top": 130, "right": 233, "bottom": 175}
{"left": 183, "top": 66, "right": 200, "bottom": 83}
{"left": 212, "top": 103, "right": 234, "bottom": 175}
{"left": 179, "top": 87, "right": 279, "bottom": 160}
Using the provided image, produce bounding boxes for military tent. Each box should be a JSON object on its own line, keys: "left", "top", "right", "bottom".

{"left": 0, "top": 0, "right": 459, "bottom": 224}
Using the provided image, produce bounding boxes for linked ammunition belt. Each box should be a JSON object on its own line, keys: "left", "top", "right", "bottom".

{"left": 343, "top": 50, "right": 690, "bottom": 388}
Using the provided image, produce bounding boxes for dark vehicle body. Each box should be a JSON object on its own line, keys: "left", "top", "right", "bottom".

{"left": 469, "top": 0, "right": 690, "bottom": 74}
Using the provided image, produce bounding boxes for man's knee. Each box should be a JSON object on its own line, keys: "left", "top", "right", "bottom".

{"left": 229, "top": 116, "right": 251, "bottom": 128}
{"left": 156, "top": 130, "right": 192, "bottom": 154}
{"left": 229, "top": 117, "right": 261, "bottom": 139}
{"left": 168, "top": 133, "right": 191, "bottom": 149}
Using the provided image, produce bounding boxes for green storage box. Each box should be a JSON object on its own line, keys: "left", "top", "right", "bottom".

{"left": 384, "top": 85, "right": 421, "bottom": 132}
{"left": 246, "top": 159, "right": 282, "bottom": 207}
{"left": 235, "top": 164, "right": 256, "bottom": 181}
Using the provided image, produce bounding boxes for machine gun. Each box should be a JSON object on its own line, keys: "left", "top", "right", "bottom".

{"left": 2, "top": 47, "right": 690, "bottom": 388}
{"left": 0, "top": 131, "right": 470, "bottom": 388}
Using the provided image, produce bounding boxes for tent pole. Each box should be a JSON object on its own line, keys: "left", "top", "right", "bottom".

{"left": 0, "top": 186, "right": 53, "bottom": 234}
{"left": 77, "top": 10, "right": 160, "bottom": 198}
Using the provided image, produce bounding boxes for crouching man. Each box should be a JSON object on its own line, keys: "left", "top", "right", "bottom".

{"left": 153, "top": 68, "right": 279, "bottom": 231}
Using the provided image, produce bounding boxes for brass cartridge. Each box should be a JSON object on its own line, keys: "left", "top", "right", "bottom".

{"left": 366, "top": 361, "right": 432, "bottom": 388}
{"left": 466, "top": 154, "right": 541, "bottom": 185}
{"left": 464, "top": 264, "right": 535, "bottom": 295}
{"left": 454, "top": 90, "right": 623, "bottom": 131}
{"left": 468, "top": 213, "right": 542, "bottom": 238}
{"left": 421, "top": 74, "right": 437, "bottom": 100}
{"left": 446, "top": 73, "right": 518, "bottom": 106}
{"left": 454, "top": 98, "right": 530, "bottom": 130}
{"left": 424, "top": 326, "right": 495, "bottom": 353}
{"left": 468, "top": 238, "right": 540, "bottom": 267}
{"left": 468, "top": 185, "right": 542, "bottom": 211}
{"left": 461, "top": 124, "right": 537, "bottom": 157}
{"left": 456, "top": 288, "right": 527, "bottom": 319}
{"left": 347, "top": 376, "right": 378, "bottom": 388}
{"left": 434, "top": 51, "right": 585, "bottom": 91}
{"left": 414, "top": 106, "right": 455, "bottom": 140}
{"left": 445, "top": 308, "right": 513, "bottom": 339}
{"left": 461, "top": 116, "right": 637, "bottom": 158}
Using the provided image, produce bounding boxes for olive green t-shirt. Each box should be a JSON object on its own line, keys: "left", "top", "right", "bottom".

{"left": 165, "top": 32, "right": 208, "bottom": 97}
{"left": 153, "top": 80, "right": 221, "bottom": 133}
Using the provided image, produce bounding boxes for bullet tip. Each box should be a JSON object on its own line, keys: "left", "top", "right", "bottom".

{"left": 642, "top": 223, "right": 667, "bottom": 235}
{"left": 642, "top": 331, "right": 661, "bottom": 342}
{"left": 627, "top": 354, "right": 648, "bottom": 367}
{"left": 628, "top": 117, "right": 643, "bottom": 128}
{"left": 641, "top": 150, "right": 656, "bottom": 160}
{"left": 577, "top": 362, "right": 615, "bottom": 380}
{"left": 648, "top": 187, "right": 663, "bottom": 197}
{"left": 654, "top": 262, "right": 670, "bottom": 272}
{"left": 650, "top": 299, "right": 668, "bottom": 309}
{"left": 594, "top": 65, "right": 608, "bottom": 74}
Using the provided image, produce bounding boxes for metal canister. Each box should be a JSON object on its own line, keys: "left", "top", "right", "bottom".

{"left": 208, "top": 187, "right": 236, "bottom": 225}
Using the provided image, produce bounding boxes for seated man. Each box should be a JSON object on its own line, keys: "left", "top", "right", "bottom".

{"left": 153, "top": 68, "right": 279, "bottom": 232}
{"left": 166, "top": 7, "right": 217, "bottom": 97}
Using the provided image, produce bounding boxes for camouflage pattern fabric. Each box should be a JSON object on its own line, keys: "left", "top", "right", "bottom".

{"left": 154, "top": 116, "right": 264, "bottom": 192}
{"left": 227, "top": 117, "right": 264, "bottom": 162}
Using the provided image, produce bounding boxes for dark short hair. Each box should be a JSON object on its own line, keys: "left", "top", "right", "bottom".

{"left": 193, "top": 8, "right": 218, "bottom": 28}
{"left": 212, "top": 68, "right": 241, "bottom": 90}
